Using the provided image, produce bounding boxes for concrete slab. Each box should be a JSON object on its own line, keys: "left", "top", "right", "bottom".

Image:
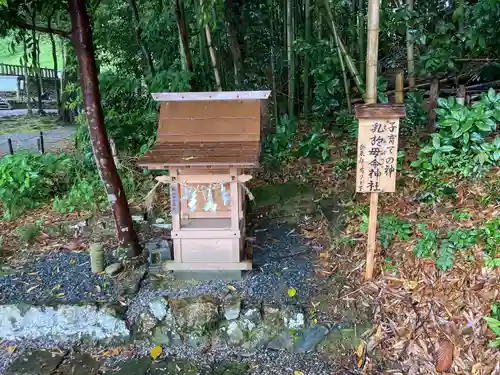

{"left": 4, "top": 349, "right": 67, "bottom": 375}
{"left": 173, "top": 270, "right": 243, "bottom": 281}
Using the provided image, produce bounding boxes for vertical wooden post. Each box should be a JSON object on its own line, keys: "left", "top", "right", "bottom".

{"left": 8, "top": 139, "right": 14, "bottom": 155}
{"left": 39, "top": 131, "right": 45, "bottom": 154}
{"left": 395, "top": 70, "right": 404, "bottom": 104}
{"left": 364, "top": 0, "right": 380, "bottom": 281}
{"left": 457, "top": 85, "right": 466, "bottom": 105}
{"left": 230, "top": 167, "right": 239, "bottom": 231}
{"left": 170, "top": 168, "right": 182, "bottom": 262}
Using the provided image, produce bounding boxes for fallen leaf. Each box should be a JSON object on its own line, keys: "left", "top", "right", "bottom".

{"left": 26, "top": 285, "right": 39, "bottom": 293}
{"left": 403, "top": 280, "right": 419, "bottom": 290}
{"left": 151, "top": 345, "right": 162, "bottom": 360}
{"left": 293, "top": 371, "right": 304, "bottom": 375}
{"left": 288, "top": 287, "right": 297, "bottom": 297}
{"left": 227, "top": 285, "right": 236, "bottom": 292}
{"left": 7, "top": 346, "right": 16, "bottom": 354}
{"left": 356, "top": 341, "right": 365, "bottom": 358}
{"left": 70, "top": 259, "right": 77, "bottom": 265}
{"left": 435, "top": 340, "right": 454, "bottom": 372}
{"left": 55, "top": 293, "right": 65, "bottom": 298}
{"left": 319, "top": 252, "right": 327, "bottom": 257}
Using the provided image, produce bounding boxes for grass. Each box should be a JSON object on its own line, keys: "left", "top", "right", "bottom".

{"left": 0, "top": 34, "right": 63, "bottom": 68}
{"left": 0, "top": 116, "right": 63, "bottom": 135}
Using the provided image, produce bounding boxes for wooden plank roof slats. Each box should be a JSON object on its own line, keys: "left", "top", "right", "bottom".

{"left": 152, "top": 90, "right": 271, "bottom": 102}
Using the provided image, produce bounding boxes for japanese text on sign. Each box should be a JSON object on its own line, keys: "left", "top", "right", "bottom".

{"left": 356, "top": 118, "right": 399, "bottom": 193}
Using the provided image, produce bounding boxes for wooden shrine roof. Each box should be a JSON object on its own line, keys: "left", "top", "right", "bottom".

{"left": 137, "top": 91, "right": 270, "bottom": 169}
{"left": 137, "top": 141, "right": 260, "bottom": 168}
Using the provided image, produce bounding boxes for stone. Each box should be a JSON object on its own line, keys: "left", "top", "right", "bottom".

{"left": 152, "top": 326, "right": 170, "bottom": 345}
{"left": 267, "top": 331, "right": 294, "bottom": 351}
{"left": 169, "top": 296, "right": 219, "bottom": 332}
{"left": 293, "top": 325, "right": 329, "bottom": 353}
{"left": 149, "top": 359, "right": 199, "bottom": 375}
{"left": 54, "top": 353, "right": 102, "bottom": 375}
{"left": 226, "top": 321, "right": 245, "bottom": 345}
{"left": 223, "top": 296, "right": 241, "bottom": 320}
{"left": 105, "top": 262, "right": 123, "bottom": 276}
{"left": 283, "top": 308, "right": 305, "bottom": 329}
{"left": 148, "top": 297, "right": 168, "bottom": 321}
{"left": 186, "top": 332, "right": 211, "bottom": 349}
{"left": 137, "top": 311, "right": 157, "bottom": 334}
{"left": 262, "top": 304, "right": 282, "bottom": 327}
{"left": 0, "top": 304, "right": 129, "bottom": 344}
{"left": 102, "top": 358, "right": 151, "bottom": 375}
{"left": 5, "top": 349, "right": 67, "bottom": 375}
{"left": 240, "top": 306, "right": 262, "bottom": 331}
{"left": 116, "top": 264, "right": 147, "bottom": 297}
{"left": 100, "top": 302, "right": 127, "bottom": 318}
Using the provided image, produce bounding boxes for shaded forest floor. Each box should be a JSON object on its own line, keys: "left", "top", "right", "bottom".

{"left": 0, "top": 128, "right": 498, "bottom": 374}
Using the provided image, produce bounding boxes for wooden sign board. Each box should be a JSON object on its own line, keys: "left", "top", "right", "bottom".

{"left": 355, "top": 104, "right": 406, "bottom": 194}
{"left": 356, "top": 118, "right": 399, "bottom": 193}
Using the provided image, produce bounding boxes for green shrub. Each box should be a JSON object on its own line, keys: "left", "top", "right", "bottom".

{"left": 15, "top": 222, "right": 42, "bottom": 244}
{"left": 412, "top": 89, "right": 500, "bottom": 178}
{"left": 484, "top": 303, "right": 500, "bottom": 348}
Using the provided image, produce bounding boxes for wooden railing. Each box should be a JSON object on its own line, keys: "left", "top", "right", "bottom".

{"left": 0, "top": 63, "right": 59, "bottom": 79}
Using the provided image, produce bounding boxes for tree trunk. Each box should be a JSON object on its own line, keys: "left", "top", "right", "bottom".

{"left": 31, "top": 7, "right": 43, "bottom": 114}
{"left": 406, "top": 0, "right": 415, "bottom": 90}
{"left": 175, "top": 0, "right": 196, "bottom": 90}
{"left": 22, "top": 33, "right": 33, "bottom": 118}
{"left": 287, "top": 0, "right": 295, "bottom": 129}
{"left": 225, "top": 0, "right": 244, "bottom": 87}
{"left": 303, "top": 0, "right": 311, "bottom": 118}
{"left": 428, "top": 77, "right": 439, "bottom": 131}
{"left": 357, "top": 0, "right": 364, "bottom": 75}
{"left": 268, "top": 0, "right": 279, "bottom": 128}
{"left": 68, "top": 0, "right": 141, "bottom": 255}
{"left": 205, "top": 21, "right": 222, "bottom": 91}
{"left": 129, "top": 0, "right": 155, "bottom": 78}
{"left": 48, "top": 11, "right": 61, "bottom": 118}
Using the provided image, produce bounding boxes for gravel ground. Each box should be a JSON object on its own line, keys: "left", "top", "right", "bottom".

{"left": 126, "top": 222, "right": 321, "bottom": 323}
{"left": 0, "top": 251, "right": 117, "bottom": 305}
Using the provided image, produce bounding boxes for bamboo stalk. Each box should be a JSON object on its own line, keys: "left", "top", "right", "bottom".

{"left": 364, "top": 0, "right": 380, "bottom": 281}
{"left": 268, "top": 0, "right": 279, "bottom": 128}
{"left": 333, "top": 25, "right": 352, "bottom": 113}
{"left": 304, "top": 0, "right": 311, "bottom": 118}
{"left": 395, "top": 70, "right": 404, "bottom": 104}
{"left": 205, "top": 24, "right": 222, "bottom": 91}
{"left": 322, "top": 0, "right": 363, "bottom": 93}
{"left": 406, "top": 0, "right": 415, "bottom": 90}
{"left": 287, "top": 0, "right": 295, "bottom": 129}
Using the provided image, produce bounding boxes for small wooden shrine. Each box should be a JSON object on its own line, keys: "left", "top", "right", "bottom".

{"left": 138, "top": 91, "right": 271, "bottom": 272}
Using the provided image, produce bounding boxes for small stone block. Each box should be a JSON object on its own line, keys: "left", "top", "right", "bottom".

{"left": 102, "top": 358, "right": 151, "bottom": 375}
{"left": 173, "top": 270, "right": 243, "bottom": 281}
{"left": 54, "top": 353, "right": 102, "bottom": 375}
{"left": 5, "top": 349, "right": 67, "bottom": 375}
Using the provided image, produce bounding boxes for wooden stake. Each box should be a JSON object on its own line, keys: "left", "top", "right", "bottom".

{"left": 365, "top": 191, "right": 378, "bottom": 280}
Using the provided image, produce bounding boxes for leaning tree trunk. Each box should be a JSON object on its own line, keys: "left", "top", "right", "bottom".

{"left": 406, "top": 0, "right": 415, "bottom": 90}
{"left": 48, "top": 11, "right": 61, "bottom": 118}
{"left": 333, "top": 26, "right": 352, "bottom": 113}
{"left": 175, "top": 0, "right": 196, "bottom": 90}
{"left": 129, "top": 0, "right": 155, "bottom": 78}
{"left": 323, "top": 0, "right": 363, "bottom": 93}
{"left": 68, "top": 0, "right": 141, "bottom": 255}
{"left": 287, "top": 0, "right": 295, "bottom": 130}
{"left": 22, "top": 33, "right": 32, "bottom": 117}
